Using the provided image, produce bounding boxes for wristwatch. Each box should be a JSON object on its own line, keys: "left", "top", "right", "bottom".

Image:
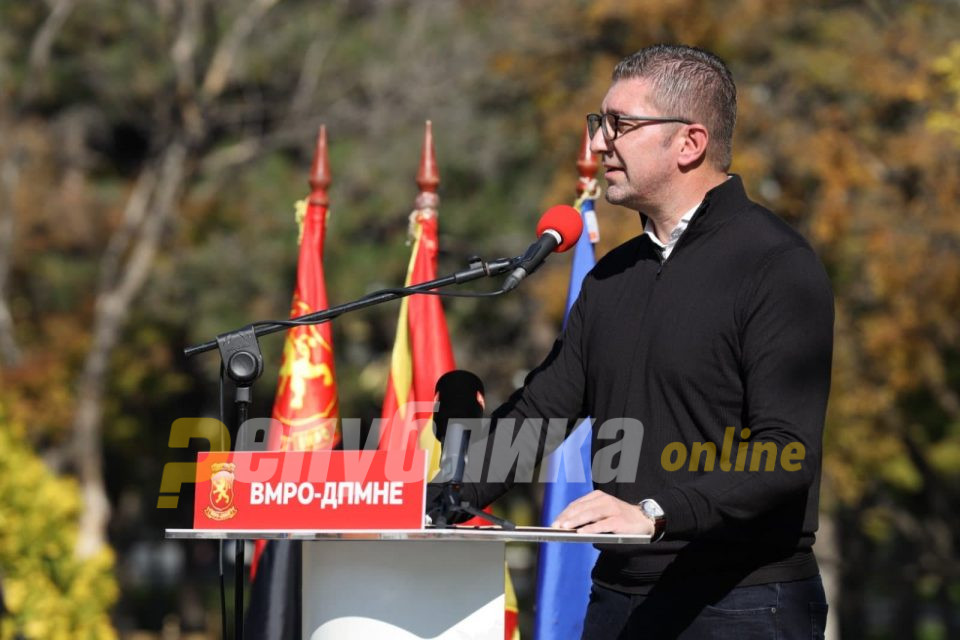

{"left": 639, "top": 499, "right": 666, "bottom": 542}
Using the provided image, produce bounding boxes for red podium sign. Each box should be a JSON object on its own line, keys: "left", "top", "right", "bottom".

{"left": 193, "top": 450, "right": 427, "bottom": 530}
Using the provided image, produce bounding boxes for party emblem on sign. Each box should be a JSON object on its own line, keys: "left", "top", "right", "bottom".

{"left": 204, "top": 462, "right": 238, "bottom": 521}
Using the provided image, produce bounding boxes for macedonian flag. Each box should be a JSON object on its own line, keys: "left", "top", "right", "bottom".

{"left": 378, "top": 122, "right": 519, "bottom": 640}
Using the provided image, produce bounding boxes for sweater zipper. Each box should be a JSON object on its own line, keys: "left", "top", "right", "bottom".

{"left": 655, "top": 201, "right": 708, "bottom": 277}
{"left": 655, "top": 222, "right": 696, "bottom": 278}
{"left": 655, "top": 243, "right": 673, "bottom": 278}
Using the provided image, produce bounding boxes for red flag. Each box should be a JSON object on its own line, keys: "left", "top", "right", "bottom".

{"left": 267, "top": 193, "right": 340, "bottom": 453}
{"left": 251, "top": 127, "right": 340, "bottom": 583}
{"left": 379, "top": 122, "right": 519, "bottom": 640}
{"left": 268, "top": 129, "right": 340, "bottom": 454}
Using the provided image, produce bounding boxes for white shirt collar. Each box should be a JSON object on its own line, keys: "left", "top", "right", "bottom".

{"left": 643, "top": 201, "right": 701, "bottom": 259}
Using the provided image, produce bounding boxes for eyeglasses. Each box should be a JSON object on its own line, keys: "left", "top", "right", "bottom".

{"left": 587, "top": 112, "right": 692, "bottom": 141}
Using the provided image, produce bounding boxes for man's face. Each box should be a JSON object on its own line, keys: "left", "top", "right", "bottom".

{"left": 591, "top": 78, "right": 682, "bottom": 212}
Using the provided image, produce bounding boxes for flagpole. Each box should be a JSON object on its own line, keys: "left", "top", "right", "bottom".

{"left": 534, "top": 122, "right": 600, "bottom": 640}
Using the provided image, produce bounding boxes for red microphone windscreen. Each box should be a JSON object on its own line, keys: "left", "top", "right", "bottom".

{"left": 536, "top": 205, "right": 583, "bottom": 253}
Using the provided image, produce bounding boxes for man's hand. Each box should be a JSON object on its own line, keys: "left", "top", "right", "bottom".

{"left": 551, "top": 490, "right": 655, "bottom": 535}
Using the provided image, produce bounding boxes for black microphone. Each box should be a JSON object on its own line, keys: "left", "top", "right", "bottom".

{"left": 502, "top": 205, "right": 583, "bottom": 292}
{"left": 433, "top": 370, "right": 484, "bottom": 485}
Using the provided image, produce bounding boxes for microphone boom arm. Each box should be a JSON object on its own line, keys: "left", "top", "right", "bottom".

{"left": 184, "top": 255, "right": 519, "bottom": 358}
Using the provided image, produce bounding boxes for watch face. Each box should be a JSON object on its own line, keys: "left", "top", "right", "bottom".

{"left": 640, "top": 499, "right": 664, "bottom": 519}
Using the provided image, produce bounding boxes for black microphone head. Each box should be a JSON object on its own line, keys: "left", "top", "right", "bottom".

{"left": 435, "top": 369, "right": 484, "bottom": 395}
{"left": 434, "top": 370, "right": 484, "bottom": 440}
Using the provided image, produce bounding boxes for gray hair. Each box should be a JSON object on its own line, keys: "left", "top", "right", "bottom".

{"left": 613, "top": 44, "right": 736, "bottom": 171}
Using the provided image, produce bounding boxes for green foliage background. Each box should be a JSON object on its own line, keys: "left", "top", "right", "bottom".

{"left": 0, "top": 407, "right": 116, "bottom": 639}
{"left": 1, "top": 0, "right": 960, "bottom": 637}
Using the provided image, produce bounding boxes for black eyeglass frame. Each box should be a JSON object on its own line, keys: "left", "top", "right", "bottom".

{"left": 587, "top": 112, "right": 693, "bottom": 141}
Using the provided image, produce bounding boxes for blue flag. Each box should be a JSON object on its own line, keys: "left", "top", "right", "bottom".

{"left": 534, "top": 197, "right": 600, "bottom": 640}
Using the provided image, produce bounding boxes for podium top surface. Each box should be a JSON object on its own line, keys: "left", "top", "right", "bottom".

{"left": 165, "top": 525, "right": 650, "bottom": 545}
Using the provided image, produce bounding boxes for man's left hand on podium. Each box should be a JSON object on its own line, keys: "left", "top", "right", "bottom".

{"left": 551, "top": 490, "right": 655, "bottom": 536}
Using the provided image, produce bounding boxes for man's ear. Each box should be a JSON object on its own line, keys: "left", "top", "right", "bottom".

{"left": 677, "top": 123, "right": 709, "bottom": 169}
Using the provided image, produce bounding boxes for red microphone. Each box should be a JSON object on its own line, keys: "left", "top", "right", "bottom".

{"left": 503, "top": 205, "right": 583, "bottom": 291}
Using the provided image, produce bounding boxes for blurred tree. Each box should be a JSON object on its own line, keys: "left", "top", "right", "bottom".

{"left": 1, "top": 0, "right": 558, "bottom": 633}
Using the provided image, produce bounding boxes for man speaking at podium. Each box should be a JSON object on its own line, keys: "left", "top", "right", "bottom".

{"left": 436, "top": 44, "right": 834, "bottom": 639}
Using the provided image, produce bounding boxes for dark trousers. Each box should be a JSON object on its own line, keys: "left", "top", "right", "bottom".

{"left": 581, "top": 574, "right": 828, "bottom": 639}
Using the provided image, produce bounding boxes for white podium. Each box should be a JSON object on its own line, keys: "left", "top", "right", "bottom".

{"left": 167, "top": 526, "right": 648, "bottom": 639}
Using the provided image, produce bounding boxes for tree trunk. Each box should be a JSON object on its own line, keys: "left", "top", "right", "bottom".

{"left": 893, "top": 565, "right": 918, "bottom": 640}
{"left": 939, "top": 580, "right": 958, "bottom": 639}
{"left": 817, "top": 510, "right": 842, "bottom": 640}
{"left": 72, "top": 140, "right": 187, "bottom": 558}
{"left": 838, "top": 508, "right": 867, "bottom": 640}
{"left": 0, "top": 125, "right": 23, "bottom": 367}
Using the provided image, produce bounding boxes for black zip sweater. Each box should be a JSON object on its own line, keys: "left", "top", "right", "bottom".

{"left": 460, "top": 175, "right": 834, "bottom": 592}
